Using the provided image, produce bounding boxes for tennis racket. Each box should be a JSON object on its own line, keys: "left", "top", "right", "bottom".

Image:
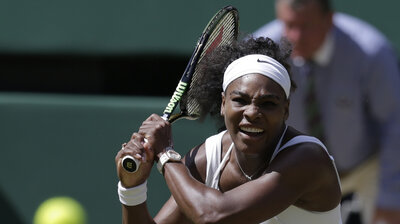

{"left": 122, "top": 5, "right": 239, "bottom": 172}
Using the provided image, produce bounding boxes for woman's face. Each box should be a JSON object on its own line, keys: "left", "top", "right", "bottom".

{"left": 221, "top": 74, "right": 289, "bottom": 155}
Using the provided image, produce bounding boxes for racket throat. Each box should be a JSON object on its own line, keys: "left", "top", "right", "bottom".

{"left": 163, "top": 81, "right": 188, "bottom": 115}
{"left": 169, "top": 112, "right": 200, "bottom": 123}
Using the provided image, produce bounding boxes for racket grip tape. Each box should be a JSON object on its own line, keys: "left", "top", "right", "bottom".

{"left": 122, "top": 155, "right": 140, "bottom": 173}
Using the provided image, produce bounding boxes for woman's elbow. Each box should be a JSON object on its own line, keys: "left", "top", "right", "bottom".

{"left": 190, "top": 206, "right": 231, "bottom": 224}
{"left": 192, "top": 211, "right": 222, "bottom": 224}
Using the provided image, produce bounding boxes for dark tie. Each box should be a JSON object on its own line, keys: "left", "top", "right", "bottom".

{"left": 304, "top": 62, "right": 325, "bottom": 141}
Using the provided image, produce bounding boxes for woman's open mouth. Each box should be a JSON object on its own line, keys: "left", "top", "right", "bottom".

{"left": 239, "top": 126, "right": 264, "bottom": 136}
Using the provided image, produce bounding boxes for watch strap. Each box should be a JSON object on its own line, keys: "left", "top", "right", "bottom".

{"left": 157, "top": 147, "right": 181, "bottom": 174}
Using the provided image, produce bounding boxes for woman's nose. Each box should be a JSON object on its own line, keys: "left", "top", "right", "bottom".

{"left": 243, "top": 104, "right": 261, "bottom": 120}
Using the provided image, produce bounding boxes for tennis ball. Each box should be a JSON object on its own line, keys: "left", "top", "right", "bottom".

{"left": 33, "top": 196, "right": 87, "bottom": 224}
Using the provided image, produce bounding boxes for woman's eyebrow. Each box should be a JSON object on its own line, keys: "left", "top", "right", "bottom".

{"left": 230, "top": 90, "right": 247, "bottom": 97}
{"left": 258, "top": 94, "right": 281, "bottom": 101}
{"left": 230, "top": 90, "right": 281, "bottom": 100}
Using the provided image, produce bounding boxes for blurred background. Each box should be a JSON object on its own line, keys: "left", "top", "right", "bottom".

{"left": 0, "top": 0, "right": 398, "bottom": 223}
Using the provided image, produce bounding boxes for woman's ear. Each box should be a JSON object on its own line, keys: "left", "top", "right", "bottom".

{"left": 220, "top": 92, "right": 226, "bottom": 116}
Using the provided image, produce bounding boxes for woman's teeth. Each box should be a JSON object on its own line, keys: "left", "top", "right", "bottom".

{"left": 240, "top": 127, "right": 264, "bottom": 133}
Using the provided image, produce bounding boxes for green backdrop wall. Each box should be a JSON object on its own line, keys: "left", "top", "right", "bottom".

{"left": 0, "top": 0, "right": 399, "bottom": 54}
{"left": 1, "top": 0, "right": 398, "bottom": 97}
{"left": 0, "top": 92, "right": 218, "bottom": 223}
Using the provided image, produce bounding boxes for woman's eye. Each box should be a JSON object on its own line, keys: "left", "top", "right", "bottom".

{"left": 261, "top": 101, "right": 278, "bottom": 107}
{"left": 232, "top": 98, "right": 246, "bottom": 105}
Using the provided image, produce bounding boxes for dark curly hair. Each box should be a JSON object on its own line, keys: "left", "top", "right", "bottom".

{"left": 184, "top": 37, "right": 295, "bottom": 130}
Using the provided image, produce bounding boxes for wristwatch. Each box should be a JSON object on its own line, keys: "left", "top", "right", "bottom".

{"left": 157, "top": 147, "right": 182, "bottom": 174}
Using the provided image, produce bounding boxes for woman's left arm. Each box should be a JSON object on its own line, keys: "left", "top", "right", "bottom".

{"left": 161, "top": 143, "right": 338, "bottom": 224}
{"left": 139, "top": 114, "right": 338, "bottom": 224}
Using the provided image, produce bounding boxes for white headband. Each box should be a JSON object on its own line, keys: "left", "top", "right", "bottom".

{"left": 223, "top": 54, "right": 291, "bottom": 99}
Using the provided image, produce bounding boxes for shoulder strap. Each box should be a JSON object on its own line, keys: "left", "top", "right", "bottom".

{"left": 270, "top": 135, "right": 331, "bottom": 163}
{"left": 205, "top": 131, "right": 226, "bottom": 188}
{"left": 281, "top": 135, "right": 328, "bottom": 152}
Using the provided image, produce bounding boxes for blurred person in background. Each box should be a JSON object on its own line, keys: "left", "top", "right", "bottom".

{"left": 252, "top": 0, "right": 400, "bottom": 223}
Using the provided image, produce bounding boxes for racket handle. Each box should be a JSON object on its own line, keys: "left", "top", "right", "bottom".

{"left": 122, "top": 155, "right": 140, "bottom": 173}
{"left": 121, "top": 138, "right": 149, "bottom": 173}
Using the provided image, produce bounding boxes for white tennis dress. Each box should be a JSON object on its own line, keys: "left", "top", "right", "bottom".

{"left": 204, "top": 129, "right": 342, "bottom": 224}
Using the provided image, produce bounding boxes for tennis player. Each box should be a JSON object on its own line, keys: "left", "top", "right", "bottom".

{"left": 115, "top": 37, "right": 342, "bottom": 224}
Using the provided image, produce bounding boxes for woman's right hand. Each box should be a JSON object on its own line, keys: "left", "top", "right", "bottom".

{"left": 115, "top": 132, "right": 155, "bottom": 188}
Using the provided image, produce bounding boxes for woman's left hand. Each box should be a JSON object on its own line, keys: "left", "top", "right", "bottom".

{"left": 138, "top": 114, "right": 173, "bottom": 158}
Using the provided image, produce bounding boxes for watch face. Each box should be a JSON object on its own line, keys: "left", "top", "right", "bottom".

{"left": 167, "top": 150, "right": 181, "bottom": 160}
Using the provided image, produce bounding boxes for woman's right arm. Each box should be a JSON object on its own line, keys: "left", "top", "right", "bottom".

{"left": 116, "top": 132, "right": 207, "bottom": 224}
{"left": 115, "top": 132, "right": 156, "bottom": 224}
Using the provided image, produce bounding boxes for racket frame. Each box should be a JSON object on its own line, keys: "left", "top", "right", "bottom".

{"left": 122, "top": 5, "right": 239, "bottom": 173}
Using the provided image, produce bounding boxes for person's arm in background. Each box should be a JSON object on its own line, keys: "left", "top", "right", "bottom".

{"left": 366, "top": 44, "right": 400, "bottom": 224}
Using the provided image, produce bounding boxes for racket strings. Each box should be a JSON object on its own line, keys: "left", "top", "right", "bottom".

{"left": 201, "top": 13, "right": 237, "bottom": 61}
{"left": 183, "top": 11, "right": 238, "bottom": 118}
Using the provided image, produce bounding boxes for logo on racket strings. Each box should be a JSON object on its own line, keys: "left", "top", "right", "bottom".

{"left": 164, "top": 81, "right": 188, "bottom": 114}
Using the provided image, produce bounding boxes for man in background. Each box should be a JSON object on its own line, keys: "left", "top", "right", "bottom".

{"left": 253, "top": 0, "right": 400, "bottom": 223}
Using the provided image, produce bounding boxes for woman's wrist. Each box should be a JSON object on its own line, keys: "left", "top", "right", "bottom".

{"left": 157, "top": 148, "right": 182, "bottom": 174}
{"left": 118, "top": 180, "right": 147, "bottom": 206}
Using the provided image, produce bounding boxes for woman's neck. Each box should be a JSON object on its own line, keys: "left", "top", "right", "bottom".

{"left": 234, "top": 148, "right": 268, "bottom": 180}
{"left": 233, "top": 124, "right": 288, "bottom": 179}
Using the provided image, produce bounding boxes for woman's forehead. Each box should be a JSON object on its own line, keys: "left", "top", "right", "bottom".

{"left": 228, "top": 73, "right": 284, "bottom": 93}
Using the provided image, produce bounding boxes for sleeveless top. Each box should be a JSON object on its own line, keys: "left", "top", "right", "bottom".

{"left": 204, "top": 129, "right": 342, "bottom": 224}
